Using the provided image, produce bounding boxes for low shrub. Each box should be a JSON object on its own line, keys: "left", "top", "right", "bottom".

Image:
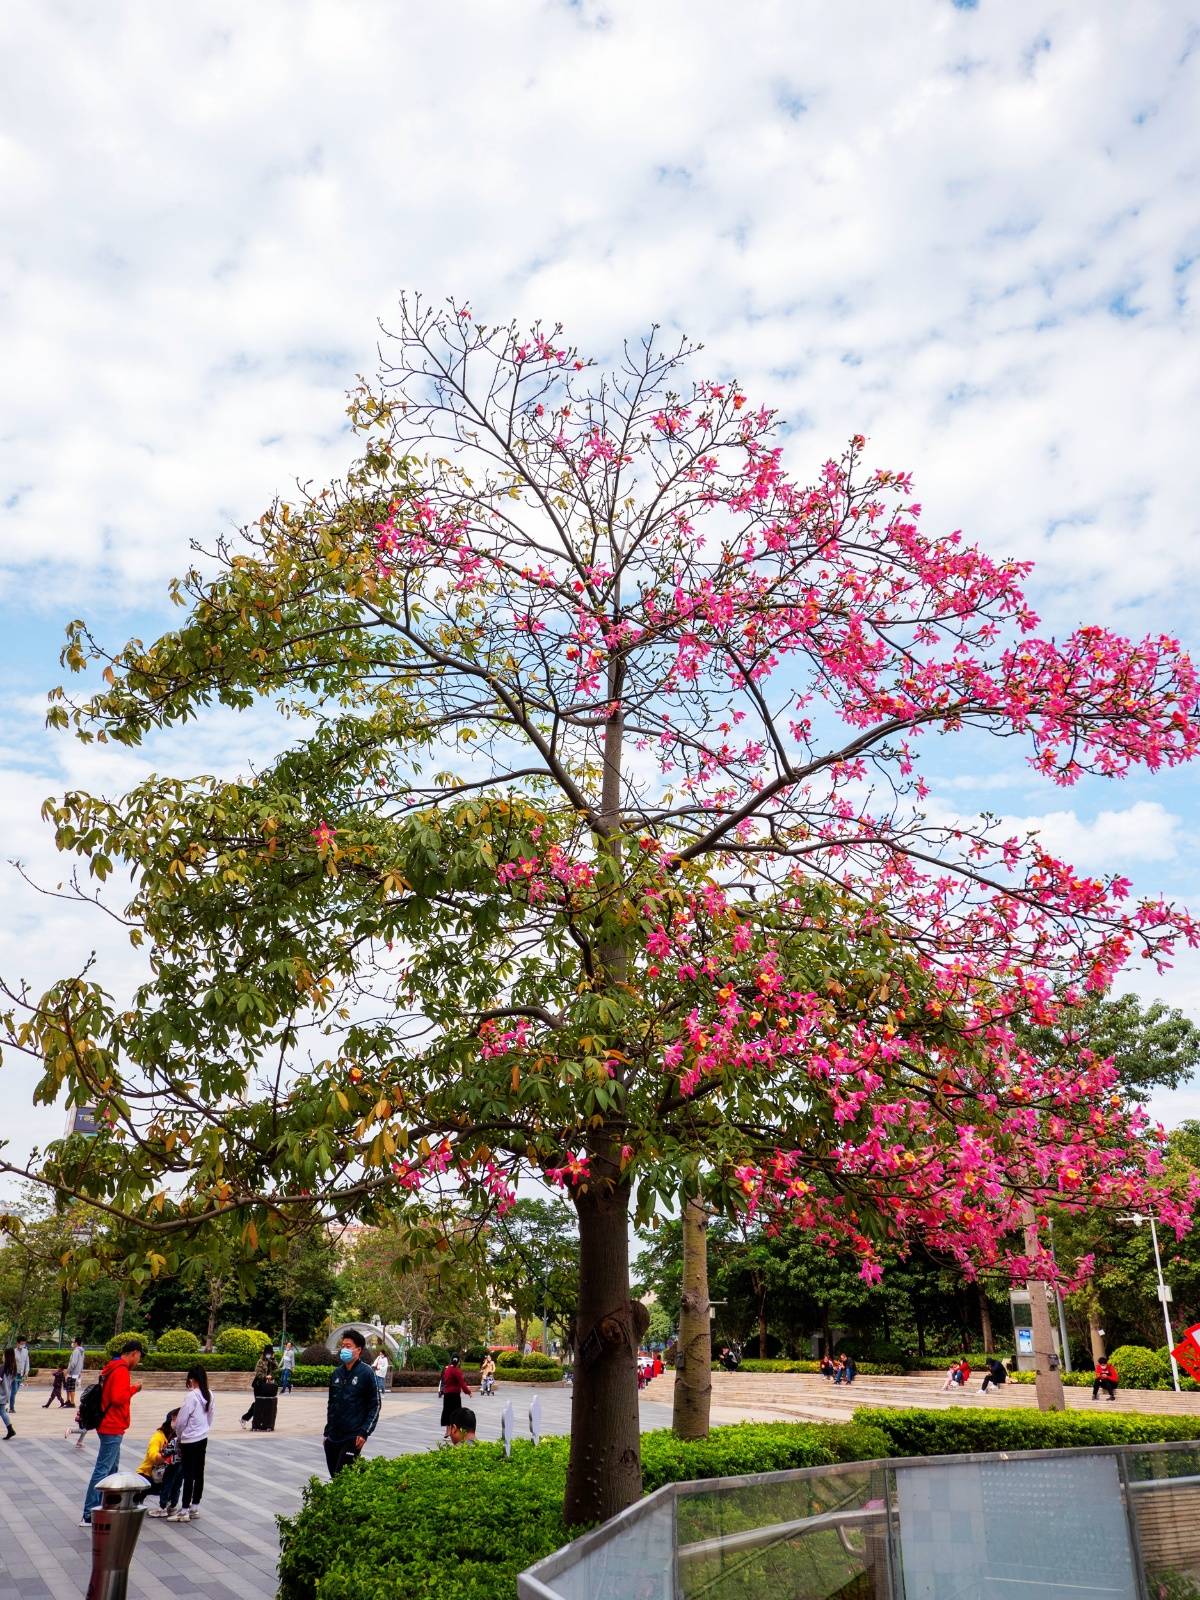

{"left": 405, "top": 1343, "right": 449, "bottom": 1370}
{"left": 277, "top": 1421, "right": 889, "bottom": 1600}
{"left": 156, "top": 1328, "right": 201, "bottom": 1354}
{"left": 141, "top": 1353, "right": 257, "bottom": 1372}
{"left": 278, "top": 1408, "right": 1200, "bottom": 1600}
{"left": 462, "top": 1342, "right": 488, "bottom": 1363}
{"left": 300, "top": 1342, "right": 332, "bottom": 1367}
{"left": 214, "top": 1326, "right": 273, "bottom": 1362}
{"left": 1108, "top": 1345, "right": 1171, "bottom": 1390}
{"left": 31, "top": 1348, "right": 103, "bottom": 1370}
{"left": 836, "top": 1338, "right": 913, "bottom": 1370}
{"left": 858, "top": 1406, "right": 1200, "bottom": 1457}
{"left": 104, "top": 1331, "right": 154, "bottom": 1358}
{"left": 291, "top": 1364, "right": 335, "bottom": 1387}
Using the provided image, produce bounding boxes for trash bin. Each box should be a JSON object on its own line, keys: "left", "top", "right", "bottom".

{"left": 86, "top": 1471, "right": 151, "bottom": 1600}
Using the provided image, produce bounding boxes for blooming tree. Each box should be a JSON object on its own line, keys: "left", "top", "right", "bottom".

{"left": 3, "top": 297, "right": 1199, "bottom": 1521}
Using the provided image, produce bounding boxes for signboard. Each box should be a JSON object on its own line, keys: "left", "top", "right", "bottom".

{"left": 64, "top": 1105, "right": 99, "bottom": 1137}
{"left": 1016, "top": 1327, "right": 1034, "bottom": 1356}
{"left": 501, "top": 1401, "right": 514, "bottom": 1459}
{"left": 1171, "top": 1324, "right": 1200, "bottom": 1383}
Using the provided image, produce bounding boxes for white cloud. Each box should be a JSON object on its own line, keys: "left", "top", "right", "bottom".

{"left": 1000, "top": 799, "right": 1182, "bottom": 868}
{"left": 3, "top": 0, "right": 1200, "bottom": 1164}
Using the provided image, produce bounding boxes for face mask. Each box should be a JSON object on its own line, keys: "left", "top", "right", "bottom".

{"left": 339, "top": 1348, "right": 354, "bottom": 1363}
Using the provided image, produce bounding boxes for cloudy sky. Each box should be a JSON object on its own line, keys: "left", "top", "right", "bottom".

{"left": 3, "top": 0, "right": 1200, "bottom": 1170}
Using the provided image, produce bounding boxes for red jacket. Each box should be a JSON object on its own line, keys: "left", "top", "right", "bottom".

{"left": 440, "top": 1364, "right": 471, "bottom": 1398}
{"left": 98, "top": 1358, "right": 135, "bottom": 1436}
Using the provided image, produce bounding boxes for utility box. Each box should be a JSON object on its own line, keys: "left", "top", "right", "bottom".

{"left": 1009, "top": 1288, "right": 1062, "bottom": 1372}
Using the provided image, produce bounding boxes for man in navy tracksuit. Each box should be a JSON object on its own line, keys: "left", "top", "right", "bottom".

{"left": 324, "top": 1329, "right": 381, "bottom": 1477}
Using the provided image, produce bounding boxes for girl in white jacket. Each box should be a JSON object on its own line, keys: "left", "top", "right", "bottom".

{"left": 170, "top": 1367, "right": 215, "bottom": 1524}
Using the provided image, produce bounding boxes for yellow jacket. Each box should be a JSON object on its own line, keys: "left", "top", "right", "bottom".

{"left": 138, "top": 1428, "right": 169, "bottom": 1479}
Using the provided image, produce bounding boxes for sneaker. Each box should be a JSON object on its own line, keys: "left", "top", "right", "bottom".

{"left": 189, "top": 1507, "right": 200, "bottom": 1519}
{"left": 79, "top": 1518, "right": 91, "bottom": 1528}
{"left": 148, "top": 1506, "right": 170, "bottom": 1518}
{"left": 240, "top": 1419, "right": 250, "bottom": 1430}
{"left": 168, "top": 1509, "right": 191, "bottom": 1523}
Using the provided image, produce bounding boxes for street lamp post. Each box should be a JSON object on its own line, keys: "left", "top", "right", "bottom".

{"left": 1119, "top": 1212, "right": 1180, "bottom": 1393}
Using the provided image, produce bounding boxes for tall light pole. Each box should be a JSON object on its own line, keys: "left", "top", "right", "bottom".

{"left": 1119, "top": 1211, "right": 1180, "bottom": 1392}
{"left": 1046, "top": 1216, "right": 1073, "bottom": 1374}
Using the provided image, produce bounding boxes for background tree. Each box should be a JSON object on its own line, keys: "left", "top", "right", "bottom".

{"left": 3, "top": 302, "right": 1199, "bottom": 1521}
{"left": 484, "top": 1197, "right": 578, "bottom": 1352}
{"left": 338, "top": 1221, "right": 490, "bottom": 1352}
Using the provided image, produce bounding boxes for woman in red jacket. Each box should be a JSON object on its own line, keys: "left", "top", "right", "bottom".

{"left": 438, "top": 1355, "right": 471, "bottom": 1438}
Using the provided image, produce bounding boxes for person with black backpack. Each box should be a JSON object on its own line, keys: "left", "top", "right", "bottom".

{"left": 79, "top": 1339, "right": 144, "bottom": 1527}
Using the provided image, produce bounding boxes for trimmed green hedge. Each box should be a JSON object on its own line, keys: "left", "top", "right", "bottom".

{"left": 857, "top": 1407, "right": 1200, "bottom": 1456}
{"left": 104, "top": 1331, "right": 154, "bottom": 1358}
{"left": 276, "top": 1421, "right": 886, "bottom": 1600}
{"left": 278, "top": 1410, "right": 1199, "bottom": 1600}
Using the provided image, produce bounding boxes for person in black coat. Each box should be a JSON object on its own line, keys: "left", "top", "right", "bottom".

{"left": 324, "top": 1330, "right": 381, "bottom": 1476}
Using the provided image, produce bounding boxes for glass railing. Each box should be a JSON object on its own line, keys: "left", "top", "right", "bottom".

{"left": 518, "top": 1441, "right": 1200, "bottom": 1600}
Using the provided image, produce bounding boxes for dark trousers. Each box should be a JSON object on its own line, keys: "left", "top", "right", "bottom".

{"left": 323, "top": 1435, "right": 361, "bottom": 1478}
{"left": 180, "top": 1438, "right": 207, "bottom": 1508}
{"left": 1093, "top": 1378, "right": 1117, "bottom": 1399}
{"left": 159, "top": 1461, "right": 182, "bottom": 1508}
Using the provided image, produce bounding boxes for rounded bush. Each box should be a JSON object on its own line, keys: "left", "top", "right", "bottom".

{"left": 214, "top": 1327, "right": 273, "bottom": 1362}
{"left": 103, "top": 1331, "right": 153, "bottom": 1359}
{"left": 156, "top": 1328, "right": 201, "bottom": 1354}
{"left": 463, "top": 1342, "right": 487, "bottom": 1363}
{"left": 300, "top": 1341, "right": 332, "bottom": 1366}
{"left": 406, "top": 1343, "right": 449, "bottom": 1370}
{"left": 1107, "top": 1344, "right": 1171, "bottom": 1390}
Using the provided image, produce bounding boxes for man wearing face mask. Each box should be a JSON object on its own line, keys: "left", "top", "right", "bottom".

{"left": 323, "top": 1330, "right": 381, "bottom": 1477}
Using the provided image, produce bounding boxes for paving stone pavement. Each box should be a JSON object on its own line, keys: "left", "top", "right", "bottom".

{"left": 0, "top": 1385, "right": 673, "bottom": 1600}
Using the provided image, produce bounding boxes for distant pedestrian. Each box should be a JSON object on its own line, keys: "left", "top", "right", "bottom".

{"left": 80, "top": 1338, "right": 144, "bottom": 1527}
{"left": 279, "top": 1341, "right": 296, "bottom": 1395}
{"left": 42, "top": 1364, "right": 70, "bottom": 1408}
{"left": 141, "top": 1409, "right": 182, "bottom": 1518}
{"left": 66, "top": 1337, "right": 86, "bottom": 1404}
{"left": 241, "top": 1349, "right": 277, "bottom": 1429}
{"left": 820, "top": 1353, "right": 835, "bottom": 1380}
{"left": 372, "top": 1347, "right": 390, "bottom": 1398}
{"left": 980, "top": 1357, "right": 1008, "bottom": 1393}
{"left": 438, "top": 1353, "right": 471, "bottom": 1439}
{"left": 171, "top": 1366, "right": 215, "bottom": 1523}
{"left": 480, "top": 1354, "right": 496, "bottom": 1396}
{"left": 1092, "top": 1358, "right": 1119, "bottom": 1402}
{"left": 324, "top": 1330, "right": 380, "bottom": 1477}
{"left": 0, "top": 1349, "right": 15, "bottom": 1439}
{"left": 11, "top": 1336, "right": 29, "bottom": 1409}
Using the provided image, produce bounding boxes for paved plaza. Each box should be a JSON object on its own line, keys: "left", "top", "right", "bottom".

{"left": 3, "top": 1371, "right": 1198, "bottom": 1600}
{"left": 0, "top": 1382, "right": 672, "bottom": 1600}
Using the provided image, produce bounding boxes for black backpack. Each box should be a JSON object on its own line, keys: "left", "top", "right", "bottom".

{"left": 78, "top": 1379, "right": 108, "bottom": 1431}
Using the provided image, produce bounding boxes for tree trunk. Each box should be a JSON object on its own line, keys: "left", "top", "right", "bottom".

{"left": 673, "top": 1195, "right": 712, "bottom": 1440}
{"left": 758, "top": 1304, "right": 768, "bottom": 1360}
{"left": 978, "top": 1287, "right": 995, "bottom": 1354}
{"left": 205, "top": 1289, "right": 221, "bottom": 1353}
{"left": 1022, "top": 1204, "right": 1066, "bottom": 1411}
{"left": 113, "top": 1288, "right": 126, "bottom": 1337}
{"left": 1089, "top": 1306, "right": 1106, "bottom": 1363}
{"left": 564, "top": 1181, "right": 642, "bottom": 1526}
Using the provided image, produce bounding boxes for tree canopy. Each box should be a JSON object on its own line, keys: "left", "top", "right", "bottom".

{"left": 3, "top": 299, "right": 1198, "bottom": 1519}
